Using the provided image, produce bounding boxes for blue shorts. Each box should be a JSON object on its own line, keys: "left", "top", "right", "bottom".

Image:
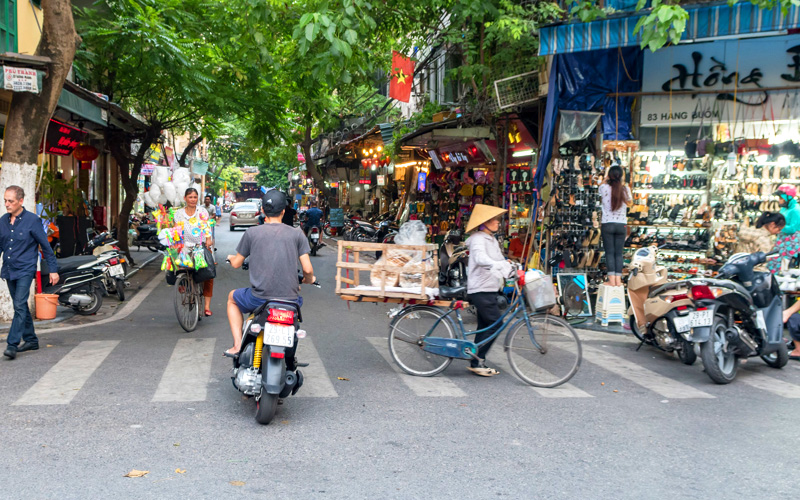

{"left": 232, "top": 287, "right": 303, "bottom": 314}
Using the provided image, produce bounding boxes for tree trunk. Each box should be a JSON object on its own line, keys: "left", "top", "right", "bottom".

{"left": 107, "top": 128, "right": 160, "bottom": 265}
{"left": 301, "top": 124, "right": 330, "bottom": 199}
{"left": 0, "top": 0, "right": 80, "bottom": 322}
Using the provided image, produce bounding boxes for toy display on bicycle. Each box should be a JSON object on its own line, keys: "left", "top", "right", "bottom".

{"left": 388, "top": 265, "right": 582, "bottom": 388}
{"left": 153, "top": 205, "right": 216, "bottom": 331}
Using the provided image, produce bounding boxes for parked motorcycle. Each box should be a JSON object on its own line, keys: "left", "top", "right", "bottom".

{"left": 626, "top": 246, "right": 698, "bottom": 365}
{"left": 130, "top": 216, "right": 165, "bottom": 252}
{"left": 41, "top": 256, "right": 108, "bottom": 315}
{"left": 688, "top": 251, "right": 789, "bottom": 384}
{"left": 439, "top": 230, "right": 468, "bottom": 290}
{"left": 80, "top": 231, "right": 129, "bottom": 301}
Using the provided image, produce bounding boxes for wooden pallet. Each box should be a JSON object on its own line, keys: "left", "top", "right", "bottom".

{"left": 335, "top": 240, "right": 438, "bottom": 300}
{"left": 338, "top": 294, "right": 469, "bottom": 308}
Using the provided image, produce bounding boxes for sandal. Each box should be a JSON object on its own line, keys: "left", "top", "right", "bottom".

{"left": 205, "top": 310, "right": 213, "bottom": 317}
{"left": 467, "top": 364, "right": 500, "bottom": 377}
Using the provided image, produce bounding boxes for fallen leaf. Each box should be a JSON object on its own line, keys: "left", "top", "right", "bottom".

{"left": 124, "top": 469, "right": 149, "bottom": 478}
{"left": 280, "top": 420, "right": 289, "bottom": 425}
{"left": 613, "top": 390, "right": 619, "bottom": 393}
{"left": 337, "top": 377, "right": 349, "bottom": 381}
{"left": 230, "top": 481, "right": 246, "bottom": 486}
{"left": 175, "top": 469, "right": 186, "bottom": 474}
{"left": 46, "top": 345, "right": 53, "bottom": 348}
{"left": 173, "top": 443, "right": 180, "bottom": 447}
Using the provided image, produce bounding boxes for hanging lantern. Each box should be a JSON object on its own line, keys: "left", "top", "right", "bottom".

{"left": 73, "top": 144, "right": 99, "bottom": 162}
{"left": 361, "top": 159, "right": 368, "bottom": 167}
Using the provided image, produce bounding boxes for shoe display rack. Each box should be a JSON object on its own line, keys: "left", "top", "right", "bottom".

{"left": 547, "top": 149, "right": 605, "bottom": 284}
{"left": 627, "top": 154, "right": 716, "bottom": 279}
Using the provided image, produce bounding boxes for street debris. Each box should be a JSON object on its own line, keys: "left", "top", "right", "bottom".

{"left": 124, "top": 469, "right": 149, "bottom": 478}
{"left": 230, "top": 481, "right": 246, "bottom": 486}
{"left": 337, "top": 377, "right": 349, "bottom": 381}
{"left": 175, "top": 469, "right": 186, "bottom": 474}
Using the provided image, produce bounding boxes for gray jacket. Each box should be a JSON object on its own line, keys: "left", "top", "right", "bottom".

{"left": 466, "top": 231, "right": 512, "bottom": 294}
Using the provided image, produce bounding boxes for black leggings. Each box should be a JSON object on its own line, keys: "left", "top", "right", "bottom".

{"left": 601, "top": 223, "right": 626, "bottom": 276}
{"left": 467, "top": 292, "right": 502, "bottom": 367}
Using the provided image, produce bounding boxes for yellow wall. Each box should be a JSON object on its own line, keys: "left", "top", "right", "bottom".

{"left": 17, "top": 2, "right": 43, "bottom": 55}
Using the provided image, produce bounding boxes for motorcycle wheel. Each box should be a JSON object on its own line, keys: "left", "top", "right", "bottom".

{"left": 700, "top": 315, "right": 739, "bottom": 384}
{"left": 629, "top": 316, "right": 646, "bottom": 342}
{"left": 74, "top": 288, "right": 104, "bottom": 316}
{"left": 311, "top": 244, "right": 317, "bottom": 256}
{"left": 761, "top": 340, "right": 789, "bottom": 368}
{"left": 255, "top": 393, "right": 278, "bottom": 425}
{"left": 677, "top": 339, "right": 697, "bottom": 365}
{"left": 115, "top": 278, "right": 126, "bottom": 302}
{"left": 323, "top": 225, "right": 332, "bottom": 237}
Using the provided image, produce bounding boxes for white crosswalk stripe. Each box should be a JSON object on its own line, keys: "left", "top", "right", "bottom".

{"left": 486, "top": 351, "right": 592, "bottom": 398}
{"left": 152, "top": 338, "right": 216, "bottom": 402}
{"left": 13, "top": 340, "right": 120, "bottom": 406}
{"left": 295, "top": 338, "right": 338, "bottom": 397}
{"left": 738, "top": 368, "right": 800, "bottom": 398}
{"left": 367, "top": 337, "right": 467, "bottom": 397}
{"left": 582, "top": 345, "right": 715, "bottom": 399}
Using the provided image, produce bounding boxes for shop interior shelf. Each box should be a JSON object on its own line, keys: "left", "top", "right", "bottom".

{"left": 631, "top": 189, "right": 706, "bottom": 195}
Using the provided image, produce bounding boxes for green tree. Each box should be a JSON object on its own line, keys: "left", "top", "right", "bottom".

{"left": 255, "top": 147, "right": 299, "bottom": 191}
{"left": 206, "top": 165, "right": 244, "bottom": 196}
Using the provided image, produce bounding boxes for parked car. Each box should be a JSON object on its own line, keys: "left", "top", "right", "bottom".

{"left": 230, "top": 202, "right": 260, "bottom": 231}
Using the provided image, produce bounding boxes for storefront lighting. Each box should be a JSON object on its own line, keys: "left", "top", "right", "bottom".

{"left": 394, "top": 161, "right": 418, "bottom": 168}
{"left": 512, "top": 149, "right": 534, "bottom": 157}
{"left": 377, "top": 146, "right": 383, "bottom": 152}
{"left": 371, "top": 164, "right": 376, "bottom": 171}
{"left": 355, "top": 186, "right": 361, "bottom": 191}
{"left": 362, "top": 149, "right": 368, "bottom": 155}
{"left": 369, "top": 148, "right": 374, "bottom": 154}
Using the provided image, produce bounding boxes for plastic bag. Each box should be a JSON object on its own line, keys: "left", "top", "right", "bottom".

{"left": 399, "top": 260, "right": 438, "bottom": 289}
{"left": 523, "top": 270, "right": 556, "bottom": 311}
{"left": 370, "top": 257, "right": 400, "bottom": 287}
{"left": 394, "top": 220, "right": 427, "bottom": 246}
{"left": 558, "top": 110, "right": 602, "bottom": 144}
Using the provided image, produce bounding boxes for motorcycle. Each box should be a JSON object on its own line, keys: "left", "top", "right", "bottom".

{"left": 439, "top": 230, "right": 468, "bottom": 291}
{"left": 41, "top": 256, "right": 108, "bottom": 315}
{"left": 626, "top": 246, "right": 698, "bottom": 365}
{"left": 688, "top": 251, "right": 789, "bottom": 384}
{"left": 227, "top": 272, "right": 320, "bottom": 424}
{"left": 130, "top": 215, "right": 165, "bottom": 252}
{"left": 307, "top": 226, "right": 322, "bottom": 256}
{"left": 79, "top": 231, "right": 129, "bottom": 301}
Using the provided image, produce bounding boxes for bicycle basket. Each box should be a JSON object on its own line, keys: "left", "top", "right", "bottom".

{"left": 523, "top": 271, "right": 556, "bottom": 311}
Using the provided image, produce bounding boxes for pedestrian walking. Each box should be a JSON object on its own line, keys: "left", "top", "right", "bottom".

{"left": 464, "top": 204, "right": 511, "bottom": 377}
{"left": 203, "top": 195, "right": 219, "bottom": 241}
{"left": 1, "top": 186, "right": 59, "bottom": 360}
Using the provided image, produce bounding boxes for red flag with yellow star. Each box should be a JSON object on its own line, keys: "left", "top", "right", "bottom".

{"left": 389, "top": 51, "right": 415, "bottom": 103}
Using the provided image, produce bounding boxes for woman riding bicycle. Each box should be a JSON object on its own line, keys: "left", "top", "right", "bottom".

{"left": 464, "top": 204, "right": 512, "bottom": 377}
{"left": 174, "top": 188, "right": 215, "bottom": 316}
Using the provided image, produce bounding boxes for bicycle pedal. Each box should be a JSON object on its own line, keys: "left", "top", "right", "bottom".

{"left": 297, "top": 362, "right": 310, "bottom": 367}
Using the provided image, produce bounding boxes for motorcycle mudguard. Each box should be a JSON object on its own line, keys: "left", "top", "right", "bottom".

{"left": 262, "top": 346, "right": 287, "bottom": 395}
{"left": 763, "top": 296, "right": 784, "bottom": 346}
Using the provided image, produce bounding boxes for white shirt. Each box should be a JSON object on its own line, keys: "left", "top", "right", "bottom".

{"left": 466, "top": 231, "right": 513, "bottom": 293}
{"left": 599, "top": 183, "right": 631, "bottom": 224}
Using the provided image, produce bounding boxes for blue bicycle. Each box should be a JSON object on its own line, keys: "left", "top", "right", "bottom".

{"left": 388, "top": 274, "right": 582, "bottom": 387}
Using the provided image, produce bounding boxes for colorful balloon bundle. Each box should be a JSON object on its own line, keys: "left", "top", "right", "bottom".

{"left": 161, "top": 246, "right": 208, "bottom": 271}
{"left": 157, "top": 206, "right": 216, "bottom": 273}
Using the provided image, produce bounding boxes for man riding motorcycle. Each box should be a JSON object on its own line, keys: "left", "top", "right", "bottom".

{"left": 302, "top": 200, "right": 324, "bottom": 235}
{"left": 225, "top": 190, "right": 315, "bottom": 361}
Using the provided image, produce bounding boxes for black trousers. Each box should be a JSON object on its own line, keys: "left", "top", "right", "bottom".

{"left": 601, "top": 223, "right": 627, "bottom": 276}
{"left": 467, "top": 292, "right": 502, "bottom": 367}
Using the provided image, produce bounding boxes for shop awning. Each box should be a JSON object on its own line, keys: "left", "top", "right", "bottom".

{"left": 57, "top": 87, "right": 107, "bottom": 127}
{"left": 539, "top": 2, "right": 800, "bottom": 56}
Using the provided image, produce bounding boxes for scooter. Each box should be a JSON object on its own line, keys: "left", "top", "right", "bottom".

{"left": 626, "top": 246, "right": 698, "bottom": 365}
{"left": 688, "top": 251, "right": 789, "bottom": 384}
{"left": 80, "top": 231, "right": 129, "bottom": 301}
{"left": 41, "top": 256, "right": 108, "bottom": 315}
{"left": 439, "top": 230, "right": 468, "bottom": 290}
{"left": 130, "top": 218, "right": 165, "bottom": 252}
{"left": 308, "top": 226, "right": 322, "bottom": 256}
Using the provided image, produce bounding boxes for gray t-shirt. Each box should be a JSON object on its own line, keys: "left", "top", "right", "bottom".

{"left": 236, "top": 223, "right": 311, "bottom": 300}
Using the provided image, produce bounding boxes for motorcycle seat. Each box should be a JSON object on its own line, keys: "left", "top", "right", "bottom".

{"left": 43, "top": 255, "right": 99, "bottom": 274}
{"left": 439, "top": 286, "right": 467, "bottom": 299}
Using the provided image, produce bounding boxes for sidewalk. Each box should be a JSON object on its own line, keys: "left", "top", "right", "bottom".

{"left": 0, "top": 250, "right": 163, "bottom": 337}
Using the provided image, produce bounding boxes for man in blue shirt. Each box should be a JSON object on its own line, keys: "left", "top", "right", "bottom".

{"left": 1, "top": 186, "right": 59, "bottom": 360}
{"left": 303, "top": 200, "right": 324, "bottom": 235}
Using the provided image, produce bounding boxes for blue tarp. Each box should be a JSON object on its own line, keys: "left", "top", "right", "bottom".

{"left": 534, "top": 47, "right": 643, "bottom": 189}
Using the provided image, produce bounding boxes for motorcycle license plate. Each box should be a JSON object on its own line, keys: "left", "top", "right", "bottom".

{"left": 263, "top": 323, "right": 294, "bottom": 348}
{"left": 673, "top": 310, "right": 714, "bottom": 333}
{"left": 109, "top": 264, "right": 125, "bottom": 277}
{"left": 311, "top": 234, "right": 319, "bottom": 241}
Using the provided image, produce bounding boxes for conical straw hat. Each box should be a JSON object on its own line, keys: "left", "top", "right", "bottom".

{"left": 465, "top": 204, "right": 508, "bottom": 233}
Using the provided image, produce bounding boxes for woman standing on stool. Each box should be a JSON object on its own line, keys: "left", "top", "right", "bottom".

{"left": 599, "top": 165, "right": 632, "bottom": 287}
{"left": 464, "top": 204, "right": 512, "bottom": 377}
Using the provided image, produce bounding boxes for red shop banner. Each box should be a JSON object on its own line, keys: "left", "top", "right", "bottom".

{"left": 41, "top": 119, "right": 86, "bottom": 156}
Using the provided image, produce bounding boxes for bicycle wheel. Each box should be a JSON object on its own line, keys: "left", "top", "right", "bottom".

{"left": 505, "top": 314, "right": 581, "bottom": 388}
{"left": 388, "top": 306, "right": 456, "bottom": 376}
{"left": 174, "top": 273, "right": 199, "bottom": 332}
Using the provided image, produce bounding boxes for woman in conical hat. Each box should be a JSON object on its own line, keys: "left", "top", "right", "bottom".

{"left": 464, "top": 204, "right": 512, "bottom": 377}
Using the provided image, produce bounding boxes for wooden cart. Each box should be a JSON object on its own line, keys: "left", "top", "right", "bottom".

{"left": 335, "top": 240, "right": 448, "bottom": 301}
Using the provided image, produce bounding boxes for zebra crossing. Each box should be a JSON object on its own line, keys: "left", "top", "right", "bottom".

{"left": 3, "top": 335, "right": 800, "bottom": 407}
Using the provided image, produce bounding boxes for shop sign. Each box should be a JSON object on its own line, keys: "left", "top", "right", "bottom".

{"left": 358, "top": 179, "right": 371, "bottom": 184}
{"left": 641, "top": 34, "right": 800, "bottom": 126}
{"left": 377, "top": 175, "right": 386, "bottom": 186}
{"left": 417, "top": 171, "right": 427, "bottom": 192}
{"left": 43, "top": 119, "right": 85, "bottom": 156}
{"left": 329, "top": 208, "right": 344, "bottom": 227}
{"left": 330, "top": 182, "right": 339, "bottom": 188}
{"left": 141, "top": 164, "right": 156, "bottom": 175}
{"left": 3, "top": 66, "right": 38, "bottom": 93}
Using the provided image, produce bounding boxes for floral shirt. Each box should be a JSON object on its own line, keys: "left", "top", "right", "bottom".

{"left": 174, "top": 206, "right": 210, "bottom": 246}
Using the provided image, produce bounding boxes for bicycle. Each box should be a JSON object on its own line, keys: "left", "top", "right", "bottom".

{"left": 388, "top": 271, "right": 582, "bottom": 387}
{"left": 173, "top": 268, "right": 204, "bottom": 332}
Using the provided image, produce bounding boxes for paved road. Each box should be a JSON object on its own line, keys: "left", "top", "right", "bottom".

{"left": 1, "top": 214, "right": 798, "bottom": 499}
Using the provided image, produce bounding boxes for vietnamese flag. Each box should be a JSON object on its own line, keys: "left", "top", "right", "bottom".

{"left": 389, "top": 51, "right": 415, "bottom": 103}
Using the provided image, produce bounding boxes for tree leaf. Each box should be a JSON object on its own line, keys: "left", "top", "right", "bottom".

{"left": 305, "top": 23, "right": 315, "bottom": 42}
{"left": 344, "top": 29, "right": 357, "bottom": 45}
